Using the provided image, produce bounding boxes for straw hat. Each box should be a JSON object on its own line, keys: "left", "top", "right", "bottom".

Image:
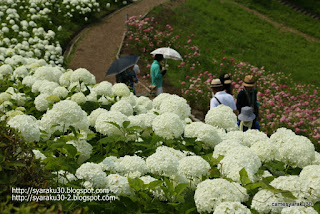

{"left": 210, "top": 79, "right": 223, "bottom": 88}
{"left": 238, "top": 106, "right": 256, "bottom": 121}
{"left": 242, "top": 75, "right": 255, "bottom": 87}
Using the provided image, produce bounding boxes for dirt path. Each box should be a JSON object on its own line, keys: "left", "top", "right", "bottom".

{"left": 234, "top": 1, "right": 320, "bottom": 43}
{"left": 66, "top": 0, "right": 168, "bottom": 84}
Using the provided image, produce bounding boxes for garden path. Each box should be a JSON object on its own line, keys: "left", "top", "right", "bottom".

{"left": 65, "top": 0, "right": 168, "bottom": 84}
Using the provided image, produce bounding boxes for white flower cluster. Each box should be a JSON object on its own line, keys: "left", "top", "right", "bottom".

{"left": 281, "top": 206, "right": 318, "bottom": 214}
{"left": 184, "top": 122, "right": 222, "bottom": 148}
{"left": 194, "top": 179, "right": 248, "bottom": 213}
{"left": 112, "top": 83, "right": 130, "bottom": 97}
{"left": 7, "top": 114, "right": 40, "bottom": 142}
{"left": 66, "top": 139, "right": 93, "bottom": 164}
{"left": 178, "top": 156, "right": 210, "bottom": 180}
{"left": 205, "top": 105, "right": 238, "bottom": 131}
{"left": 116, "top": 155, "right": 148, "bottom": 178}
{"left": 152, "top": 112, "right": 184, "bottom": 139}
{"left": 106, "top": 174, "right": 133, "bottom": 196}
{"left": 95, "top": 111, "right": 128, "bottom": 136}
{"left": 88, "top": 108, "right": 108, "bottom": 127}
{"left": 146, "top": 150, "right": 179, "bottom": 177}
{"left": 134, "top": 96, "right": 152, "bottom": 114}
{"left": 251, "top": 189, "right": 284, "bottom": 213}
{"left": 75, "top": 162, "right": 107, "bottom": 188}
{"left": 92, "top": 81, "right": 113, "bottom": 97}
{"left": 110, "top": 100, "right": 133, "bottom": 116}
{"left": 218, "top": 146, "right": 261, "bottom": 183}
{"left": 250, "top": 138, "right": 279, "bottom": 163}
{"left": 213, "top": 202, "right": 251, "bottom": 214}
{"left": 39, "top": 100, "right": 89, "bottom": 137}
{"left": 271, "top": 128, "right": 315, "bottom": 168}
{"left": 70, "top": 68, "right": 96, "bottom": 85}
{"left": 158, "top": 94, "right": 191, "bottom": 119}
{"left": 299, "top": 165, "right": 320, "bottom": 202}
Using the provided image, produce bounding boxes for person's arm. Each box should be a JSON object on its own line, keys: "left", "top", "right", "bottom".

{"left": 154, "top": 64, "right": 162, "bottom": 80}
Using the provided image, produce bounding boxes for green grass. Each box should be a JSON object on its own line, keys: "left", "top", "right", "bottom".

{"left": 149, "top": 0, "right": 320, "bottom": 87}
{"left": 236, "top": 0, "right": 320, "bottom": 39}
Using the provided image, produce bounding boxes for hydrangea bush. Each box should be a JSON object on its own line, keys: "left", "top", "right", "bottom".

{"left": 0, "top": 1, "right": 319, "bottom": 213}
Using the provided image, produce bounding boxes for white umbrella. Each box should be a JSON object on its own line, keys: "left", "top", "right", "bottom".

{"left": 151, "top": 47, "right": 183, "bottom": 61}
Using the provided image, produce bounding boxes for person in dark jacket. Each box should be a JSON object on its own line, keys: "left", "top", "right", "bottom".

{"left": 236, "top": 75, "right": 259, "bottom": 120}
{"left": 116, "top": 65, "right": 138, "bottom": 94}
{"left": 219, "top": 73, "right": 233, "bottom": 95}
{"left": 237, "top": 106, "right": 260, "bottom": 132}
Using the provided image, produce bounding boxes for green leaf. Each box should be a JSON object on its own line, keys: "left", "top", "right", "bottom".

{"left": 313, "top": 201, "right": 320, "bottom": 213}
{"left": 185, "top": 207, "right": 197, "bottom": 214}
{"left": 147, "top": 180, "right": 163, "bottom": 189}
{"left": 128, "top": 177, "right": 145, "bottom": 191}
{"left": 211, "top": 155, "right": 224, "bottom": 166}
{"left": 280, "top": 191, "right": 296, "bottom": 200}
{"left": 107, "top": 121, "right": 122, "bottom": 130}
{"left": 245, "top": 182, "right": 261, "bottom": 191}
{"left": 167, "top": 202, "right": 179, "bottom": 207}
{"left": 70, "top": 126, "right": 78, "bottom": 138}
{"left": 63, "top": 144, "right": 77, "bottom": 158}
{"left": 239, "top": 168, "right": 251, "bottom": 185}
{"left": 122, "top": 120, "right": 130, "bottom": 129}
{"left": 174, "top": 183, "right": 188, "bottom": 197}
{"left": 7, "top": 161, "right": 25, "bottom": 167}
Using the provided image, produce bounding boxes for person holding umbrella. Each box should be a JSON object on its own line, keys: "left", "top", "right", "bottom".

{"left": 151, "top": 54, "right": 167, "bottom": 95}
{"left": 116, "top": 65, "right": 138, "bottom": 94}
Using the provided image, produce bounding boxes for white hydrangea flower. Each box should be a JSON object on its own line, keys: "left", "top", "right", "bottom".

{"left": 276, "top": 135, "right": 315, "bottom": 168}
{"left": 22, "top": 75, "right": 37, "bottom": 87}
{"left": 219, "top": 146, "right": 261, "bottom": 183}
{"left": 152, "top": 112, "right": 184, "bottom": 140}
{"left": 270, "top": 127, "right": 296, "bottom": 145}
{"left": 135, "top": 96, "right": 152, "bottom": 113}
{"left": 52, "top": 86, "right": 69, "bottom": 98}
{"left": 100, "top": 156, "right": 117, "bottom": 172}
{"left": 152, "top": 93, "right": 171, "bottom": 109}
{"left": 212, "top": 139, "right": 245, "bottom": 159}
{"left": 32, "top": 79, "right": 51, "bottom": 93}
{"left": 159, "top": 95, "right": 191, "bottom": 119}
{"left": 68, "top": 81, "right": 88, "bottom": 92}
{"left": 140, "top": 175, "right": 166, "bottom": 201}
{"left": 34, "top": 93, "right": 51, "bottom": 111}
{"left": 299, "top": 165, "right": 320, "bottom": 202}
{"left": 86, "top": 91, "right": 98, "bottom": 102}
{"left": 95, "top": 111, "right": 128, "bottom": 136}
{"left": 313, "top": 152, "right": 320, "bottom": 165}
{"left": 0, "top": 64, "right": 13, "bottom": 76}
{"left": 184, "top": 122, "right": 222, "bottom": 148}
{"left": 110, "top": 100, "right": 133, "bottom": 116}
{"left": 178, "top": 156, "right": 210, "bottom": 180}
{"left": 59, "top": 70, "right": 73, "bottom": 86}
{"left": 0, "top": 92, "right": 12, "bottom": 102}
{"left": 33, "top": 66, "right": 62, "bottom": 82}
{"left": 106, "top": 174, "right": 133, "bottom": 196}
{"left": 251, "top": 189, "right": 284, "bottom": 214}
{"left": 76, "top": 162, "right": 107, "bottom": 188}
{"left": 39, "top": 100, "right": 89, "bottom": 137}
{"left": 225, "top": 131, "right": 251, "bottom": 147}
{"left": 70, "top": 68, "right": 96, "bottom": 85}
{"left": 205, "top": 105, "right": 238, "bottom": 131}
{"left": 128, "top": 115, "right": 146, "bottom": 130}
{"left": 7, "top": 115, "right": 40, "bottom": 142}
{"left": 2, "top": 110, "right": 24, "bottom": 120}
{"left": 93, "top": 81, "right": 113, "bottom": 97}
{"left": 270, "top": 176, "right": 306, "bottom": 201}
{"left": 140, "top": 112, "right": 157, "bottom": 127}
{"left": 13, "top": 66, "right": 28, "bottom": 78}
{"left": 88, "top": 108, "right": 108, "bottom": 127}
{"left": 244, "top": 129, "right": 269, "bottom": 147}
{"left": 146, "top": 150, "right": 179, "bottom": 176}
{"left": 213, "top": 202, "right": 251, "bottom": 214}
{"left": 194, "top": 179, "right": 248, "bottom": 213}
{"left": 155, "top": 146, "right": 187, "bottom": 160}
{"left": 112, "top": 83, "right": 130, "bottom": 97}
{"left": 38, "top": 81, "right": 59, "bottom": 94}
{"left": 32, "top": 150, "right": 46, "bottom": 160}
{"left": 116, "top": 155, "right": 148, "bottom": 177}
{"left": 250, "top": 139, "right": 280, "bottom": 163}
{"left": 121, "top": 92, "right": 137, "bottom": 107}
{"left": 71, "top": 92, "right": 87, "bottom": 104}
{"left": 66, "top": 139, "right": 93, "bottom": 164}
{"left": 281, "top": 206, "right": 318, "bottom": 214}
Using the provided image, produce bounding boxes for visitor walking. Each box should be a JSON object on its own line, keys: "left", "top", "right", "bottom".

{"left": 116, "top": 65, "right": 138, "bottom": 94}
{"left": 237, "top": 106, "right": 260, "bottom": 131}
{"left": 236, "top": 75, "right": 259, "bottom": 120}
{"left": 219, "top": 73, "right": 233, "bottom": 95}
{"left": 151, "top": 54, "right": 166, "bottom": 95}
{"left": 210, "top": 79, "right": 237, "bottom": 113}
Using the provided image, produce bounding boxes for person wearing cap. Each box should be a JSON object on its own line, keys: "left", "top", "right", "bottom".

{"left": 151, "top": 54, "right": 167, "bottom": 95}
{"left": 219, "top": 73, "right": 233, "bottom": 95}
{"left": 210, "top": 79, "right": 237, "bottom": 113}
{"left": 237, "top": 106, "right": 260, "bottom": 132}
{"left": 236, "top": 75, "right": 259, "bottom": 120}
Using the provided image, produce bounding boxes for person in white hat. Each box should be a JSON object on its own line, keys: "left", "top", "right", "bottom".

{"left": 237, "top": 106, "right": 260, "bottom": 132}
{"left": 210, "top": 79, "right": 237, "bottom": 114}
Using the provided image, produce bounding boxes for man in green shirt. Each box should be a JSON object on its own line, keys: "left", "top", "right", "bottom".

{"left": 151, "top": 54, "right": 166, "bottom": 95}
